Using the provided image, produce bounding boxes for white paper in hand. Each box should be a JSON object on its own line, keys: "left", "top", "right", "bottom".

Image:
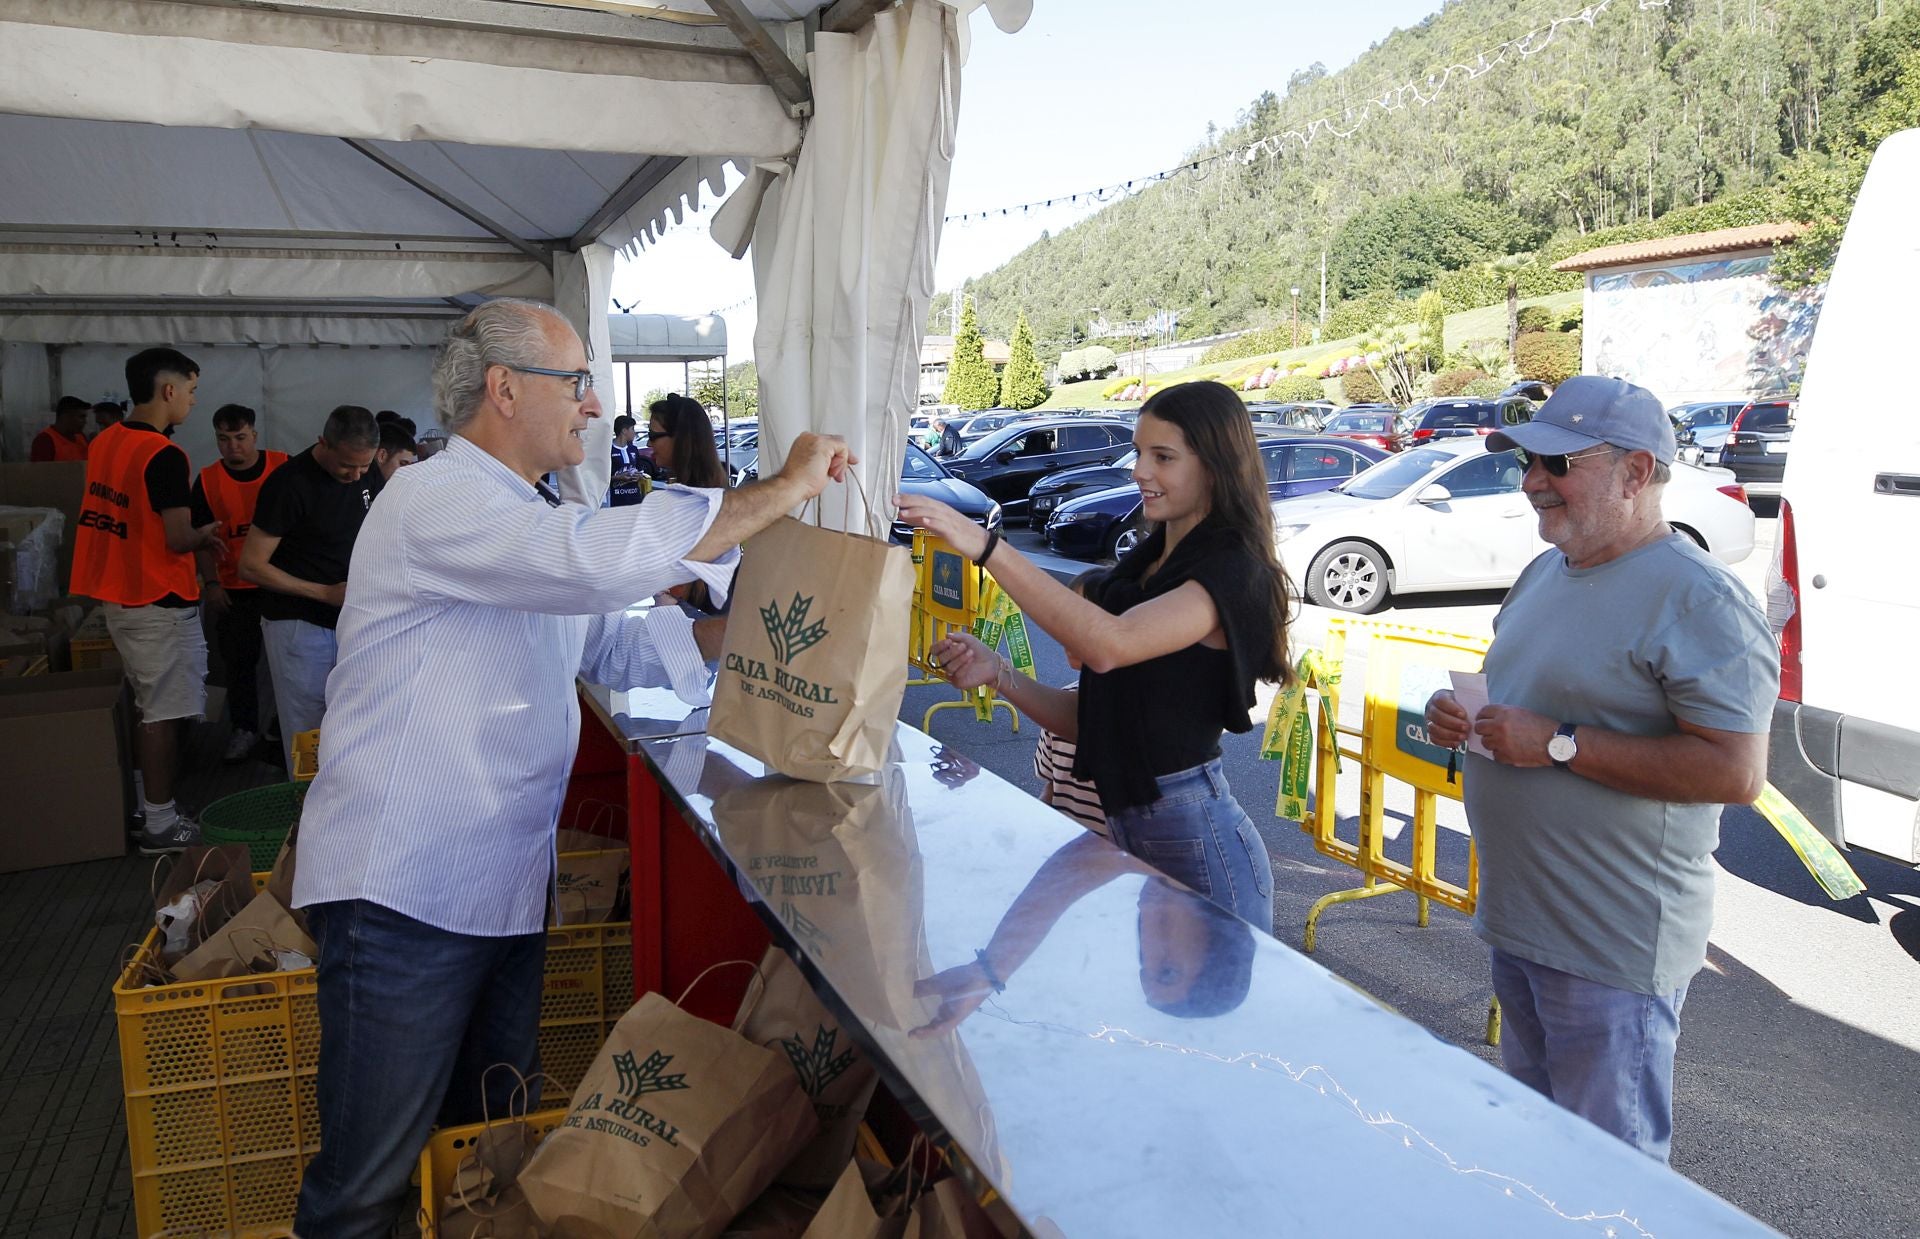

{"left": 1449, "top": 670, "right": 1494, "bottom": 760}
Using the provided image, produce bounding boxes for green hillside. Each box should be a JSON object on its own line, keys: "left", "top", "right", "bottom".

{"left": 942, "top": 0, "right": 1916, "bottom": 359}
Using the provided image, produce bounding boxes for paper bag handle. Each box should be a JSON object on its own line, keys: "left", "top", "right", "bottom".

{"left": 675, "top": 958, "right": 765, "bottom": 1010}
{"left": 802, "top": 467, "right": 886, "bottom": 541}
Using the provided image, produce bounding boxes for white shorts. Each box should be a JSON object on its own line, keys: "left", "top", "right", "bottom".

{"left": 103, "top": 602, "right": 208, "bottom": 722}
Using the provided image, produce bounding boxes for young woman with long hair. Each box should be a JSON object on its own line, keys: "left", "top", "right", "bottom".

{"left": 896, "top": 380, "right": 1293, "bottom": 930}
{"left": 646, "top": 393, "right": 727, "bottom": 490}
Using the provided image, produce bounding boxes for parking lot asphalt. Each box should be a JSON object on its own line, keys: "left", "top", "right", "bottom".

{"left": 904, "top": 514, "right": 1920, "bottom": 1239}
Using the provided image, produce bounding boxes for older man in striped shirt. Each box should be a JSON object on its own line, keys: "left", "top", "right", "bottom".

{"left": 291, "top": 299, "right": 852, "bottom": 1238}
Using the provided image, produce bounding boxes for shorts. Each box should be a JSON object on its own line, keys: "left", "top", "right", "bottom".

{"left": 103, "top": 602, "right": 208, "bottom": 722}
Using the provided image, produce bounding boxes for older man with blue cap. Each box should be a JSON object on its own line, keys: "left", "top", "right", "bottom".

{"left": 1423, "top": 375, "right": 1776, "bottom": 1163}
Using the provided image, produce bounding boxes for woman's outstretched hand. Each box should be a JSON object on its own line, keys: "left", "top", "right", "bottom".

{"left": 929, "top": 631, "right": 1000, "bottom": 691}
{"left": 893, "top": 492, "right": 989, "bottom": 561}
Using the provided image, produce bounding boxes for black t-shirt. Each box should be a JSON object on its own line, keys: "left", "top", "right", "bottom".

{"left": 125, "top": 423, "right": 195, "bottom": 608}
{"left": 1073, "top": 518, "right": 1277, "bottom": 812}
{"left": 189, "top": 454, "right": 269, "bottom": 526}
{"left": 250, "top": 447, "right": 383, "bottom": 628}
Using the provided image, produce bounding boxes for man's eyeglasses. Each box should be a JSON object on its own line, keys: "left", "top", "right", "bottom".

{"left": 505, "top": 365, "right": 594, "bottom": 402}
{"left": 1516, "top": 445, "right": 1615, "bottom": 477}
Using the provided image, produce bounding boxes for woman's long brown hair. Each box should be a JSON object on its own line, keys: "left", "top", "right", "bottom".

{"left": 649, "top": 393, "right": 727, "bottom": 489}
{"left": 1137, "top": 380, "right": 1295, "bottom": 684}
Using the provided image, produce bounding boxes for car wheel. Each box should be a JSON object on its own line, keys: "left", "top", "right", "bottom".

{"left": 1307, "top": 540, "right": 1390, "bottom": 614}
{"left": 1106, "top": 520, "right": 1146, "bottom": 561}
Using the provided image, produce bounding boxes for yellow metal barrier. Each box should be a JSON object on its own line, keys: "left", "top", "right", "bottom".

{"left": 1266, "top": 616, "right": 1498, "bottom": 1044}
{"left": 908, "top": 531, "right": 1022, "bottom": 732}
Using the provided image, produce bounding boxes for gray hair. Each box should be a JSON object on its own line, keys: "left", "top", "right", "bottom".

{"left": 1608, "top": 445, "right": 1671, "bottom": 486}
{"left": 433, "top": 299, "right": 568, "bottom": 433}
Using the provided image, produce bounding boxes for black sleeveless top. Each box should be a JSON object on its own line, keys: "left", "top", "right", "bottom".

{"left": 1073, "top": 516, "right": 1276, "bottom": 812}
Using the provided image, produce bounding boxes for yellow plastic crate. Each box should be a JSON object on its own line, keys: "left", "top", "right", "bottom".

{"left": 114, "top": 868, "right": 632, "bottom": 1237}
{"left": 416, "top": 1107, "right": 569, "bottom": 1231}
{"left": 537, "top": 921, "right": 633, "bottom": 1097}
{"left": 290, "top": 729, "right": 320, "bottom": 783}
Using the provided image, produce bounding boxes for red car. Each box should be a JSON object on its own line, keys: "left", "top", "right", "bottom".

{"left": 1321, "top": 407, "right": 1408, "bottom": 453}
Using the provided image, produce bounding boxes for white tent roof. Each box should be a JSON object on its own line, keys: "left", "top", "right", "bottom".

{"left": 608, "top": 313, "right": 728, "bottom": 363}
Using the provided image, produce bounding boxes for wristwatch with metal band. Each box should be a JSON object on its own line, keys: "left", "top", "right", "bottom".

{"left": 1548, "top": 722, "right": 1579, "bottom": 768}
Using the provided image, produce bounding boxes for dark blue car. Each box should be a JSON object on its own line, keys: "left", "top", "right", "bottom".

{"left": 1042, "top": 435, "right": 1389, "bottom": 560}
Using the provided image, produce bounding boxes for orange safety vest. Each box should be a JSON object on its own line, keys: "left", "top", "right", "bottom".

{"left": 199, "top": 451, "right": 288, "bottom": 589}
{"left": 70, "top": 423, "right": 200, "bottom": 606}
{"left": 32, "top": 427, "right": 89, "bottom": 463}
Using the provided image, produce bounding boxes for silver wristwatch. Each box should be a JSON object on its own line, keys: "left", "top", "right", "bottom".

{"left": 1547, "top": 722, "right": 1579, "bottom": 768}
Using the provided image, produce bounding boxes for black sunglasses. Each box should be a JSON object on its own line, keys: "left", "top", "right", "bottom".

{"left": 1515, "top": 445, "right": 1614, "bottom": 477}
{"left": 646, "top": 429, "right": 672, "bottom": 442}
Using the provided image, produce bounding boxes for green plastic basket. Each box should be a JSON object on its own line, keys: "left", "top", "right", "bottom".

{"left": 199, "top": 783, "right": 305, "bottom": 870}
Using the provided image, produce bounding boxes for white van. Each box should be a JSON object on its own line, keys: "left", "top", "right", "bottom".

{"left": 1765, "top": 127, "right": 1920, "bottom": 867}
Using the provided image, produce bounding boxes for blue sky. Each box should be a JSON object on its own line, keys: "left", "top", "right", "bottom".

{"left": 608, "top": 0, "right": 1447, "bottom": 400}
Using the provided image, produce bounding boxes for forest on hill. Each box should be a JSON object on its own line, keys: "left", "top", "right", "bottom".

{"left": 937, "top": 0, "right": 1920, "bottom": 360}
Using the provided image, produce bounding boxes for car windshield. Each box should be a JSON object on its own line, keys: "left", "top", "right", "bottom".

{"left": 902, "top": 444, "right": 944, "bottom": 480}
{"left": 1341, "top": 446, "right": 1458, "bottom": 499}
{"left": 1328, "top": 413, "right": 1394, "bottom": 433}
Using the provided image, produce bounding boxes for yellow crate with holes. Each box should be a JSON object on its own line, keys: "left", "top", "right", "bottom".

{"left": 289, "top": 729, "right": 320, "bottom": 783}
{"left": 114, "top": 866, "right": 634, "bottom": 1237}
{"left": 416, "top": 1107, "right": 570, "bottom": 1230}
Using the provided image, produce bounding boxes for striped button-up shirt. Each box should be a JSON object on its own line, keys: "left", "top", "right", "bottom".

{"left": 292, "top": 436, "right": 736, "bottom": 936}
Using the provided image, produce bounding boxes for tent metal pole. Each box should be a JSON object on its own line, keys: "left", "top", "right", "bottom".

{"left": 340, "top": 139, "right": 548, "bottom": 262}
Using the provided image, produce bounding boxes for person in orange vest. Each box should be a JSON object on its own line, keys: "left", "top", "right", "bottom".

{"left": 91, "top": 400, "right": 126, "bottom": 437}
{"left": 28, "top": 396, "right": 92, "bottom": 462}
{"left": 192, "top": 404, "right": 288, "bottom": 764}
{"left": 70, "top": 348, "right": 224, "bottom": 854}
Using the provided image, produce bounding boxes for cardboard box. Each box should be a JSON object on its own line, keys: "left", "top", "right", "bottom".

{"left": 0, "top": 668, "right": 129, "bottom": 872}
{"left": 0, "top": 462, "right": 85, "bottom": 587}
{"left": 68, "top": 605, "right": 118, "bottom": 672}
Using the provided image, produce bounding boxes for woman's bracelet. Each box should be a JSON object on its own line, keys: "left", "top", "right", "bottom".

{"left": 974, "top": 949, "right": 1007, "bottom": 992}
{"left": 995, "top": 656, "right": 1014, "bottom": 695}
{"left": 974, "top": 527, "right": 1001, "bottom": 566}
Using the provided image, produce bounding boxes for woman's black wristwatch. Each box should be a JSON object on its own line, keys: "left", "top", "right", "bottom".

{"left": 974, "top": 528, "right": 1001, "bottom": 566}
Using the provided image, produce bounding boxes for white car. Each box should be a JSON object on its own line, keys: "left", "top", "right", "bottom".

{"left": 1274, "top": 438, "right": 1756, "bottom": 614}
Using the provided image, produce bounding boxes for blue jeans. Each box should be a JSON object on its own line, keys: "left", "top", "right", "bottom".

{"left": 1106, "top": 759, "right": 1274, "bottom": 931}
{"left": 261, "top": 616, "right": 337, "bottom": 771}
{"left": 1489, "top": 947, "right": 1690, "bottom": 1163}
{"left": 293, "top": 900, "right": 546, "bottom": 1239}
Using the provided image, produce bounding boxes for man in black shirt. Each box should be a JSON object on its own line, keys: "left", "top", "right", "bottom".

{"left": 608, "top": 414, "right": 646, "bottom": 506}
{"left": 241, "top": 405, "right": 382, "bottom": 772}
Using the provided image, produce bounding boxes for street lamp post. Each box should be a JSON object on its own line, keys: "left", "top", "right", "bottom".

{"left": 1290, "top": 287, "right": 1301, "bottom": 350}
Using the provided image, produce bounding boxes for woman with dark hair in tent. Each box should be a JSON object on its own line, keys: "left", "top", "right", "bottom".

{"left": 646, "top": 393, "right": 727, "bottom": 490}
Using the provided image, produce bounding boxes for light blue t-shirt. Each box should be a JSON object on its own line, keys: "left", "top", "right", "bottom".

{"left": 1464, "top": 533, "right": 1777, "bottom": 995}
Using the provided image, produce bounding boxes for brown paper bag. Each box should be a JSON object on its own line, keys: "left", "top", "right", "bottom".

{"left": 264, "top": 837, "right": 311, "bottom": 937}
{"left": 720, "top": 1181, "right": 827, "bottom": 1238}
{"left": 555, "top": 850, "right": 629, "bottom": 925}
{"left": 518, "top": 992, "right": 818, "bottom": 1238}
{"left": 152, "top": 844, "right": 255, "bottom": 964}
{"left": 904, "top": 1179, "right": 998, "bottom": 1239}
{"left": 798, "top": 1157, "right": 906, "bottom": 1239}
{"left": 170, "top": 890, "right": 317, "bottom": 983}
{"left": 708, "top": 515, "right": 914, "bottom": 783}
{"left": 735, "top": 946, "right": 879, "bottom": 1191}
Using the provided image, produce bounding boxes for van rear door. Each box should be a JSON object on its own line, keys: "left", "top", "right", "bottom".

{"left": 1771, "top": 127, "right": 1920, "bottom": 864}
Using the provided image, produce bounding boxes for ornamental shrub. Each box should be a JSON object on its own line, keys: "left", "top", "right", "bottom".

{"left": 1341, "top": 368, "right": 1386, "bottom": 404}
{"left": 1514, "top": 331, "right": 1582, "bottom": 386}
{"left": 1461, "top": 376, "right": 1508, "bottom": 397}
{"left": 1515, "top": 304, "right": 1557, "bottom": 333}
{"left": 1267, "top": 375, "right": 1327, "bottom": 402}
{"left": 1432, "top": 367, "right": 1488, "bottom": 397}
{"left": 1558, "top": 304, "right": 1584, "bottom": 332}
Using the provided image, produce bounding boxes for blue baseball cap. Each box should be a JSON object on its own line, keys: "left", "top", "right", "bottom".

{"left": 1487, "top": 375, "right": 1676, "bottom": 465}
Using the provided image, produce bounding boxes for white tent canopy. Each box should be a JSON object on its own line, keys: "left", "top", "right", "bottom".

{"left": 608, "top": 314, "right": 729, "bottom": 363}
{"left": 0, "top": 0, "right": 1029, "bottom": 504}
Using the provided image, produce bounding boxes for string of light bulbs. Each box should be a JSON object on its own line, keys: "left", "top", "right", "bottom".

{"left": 941, "top": 0, "right": 1670, "bottom": 226}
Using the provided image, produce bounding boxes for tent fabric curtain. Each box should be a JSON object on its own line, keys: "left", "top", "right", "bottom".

{"left": 0, "top": 248, "right": 553, "bottom": 303}
{"left": 749, "top": 0, "right": 959, "bottom": 535}
{"left": 0, "top": 313, "right": 457, "bottom": 349}
{"left": 554, "top": 244, "right": 619, "bottom": 507}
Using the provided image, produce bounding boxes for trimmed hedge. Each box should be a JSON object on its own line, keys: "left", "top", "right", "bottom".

{"left": 1341, "top": 369, "right": 1386, "bottom": 404}
{"left": 1514, "top": 331, "right": 1582, "bottom": 386}
{"left": 1461, "top": 376, "right": 1508, "bottom": 397}
{"left": 1266, "top": 375, "right": 1327, "bottom": 402}
{"left": 1515, "top": 305, "right": 1557, "bottom": 333}
{"left": 1432, "top": 367, "right": 1489, "bottom": 397}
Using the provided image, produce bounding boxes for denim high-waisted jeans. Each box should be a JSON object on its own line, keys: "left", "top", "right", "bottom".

{"left": 1106, "top": 758, "right": 1274, "bottom": 930}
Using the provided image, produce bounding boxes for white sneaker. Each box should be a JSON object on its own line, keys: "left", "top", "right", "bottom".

{"left": 223, "top": 728, "right": 257, "bottom": 764}
{"left": 139, "top": 814, "right": 202, "bottom": 856}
